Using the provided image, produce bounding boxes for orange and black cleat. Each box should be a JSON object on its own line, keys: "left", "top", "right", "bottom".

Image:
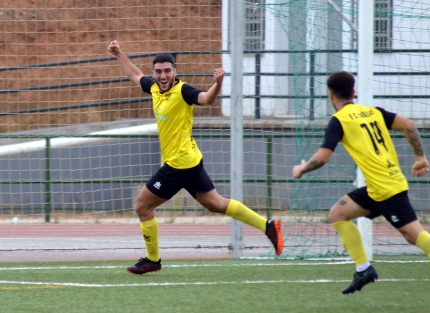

{"left": 265, "top": 219, "right": 284, "bottom": 255}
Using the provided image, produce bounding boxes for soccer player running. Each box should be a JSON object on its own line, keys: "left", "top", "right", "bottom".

{"left": 292, "top": 71, "right": 430, "bottom": 294}
{"left": 108, "top": 40, "right": 283, "bottom": 274}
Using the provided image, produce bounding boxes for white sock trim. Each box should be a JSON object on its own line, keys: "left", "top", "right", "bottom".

{"left": 356, "top": 262, "right": 370, "bottom": 272}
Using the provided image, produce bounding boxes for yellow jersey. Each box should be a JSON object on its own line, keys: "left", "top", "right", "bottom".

{"left": 143, "top": 78, "right": 203, "bottom": 169}
{"left": 333, "top": 104, "right": 408, "bottom": 201}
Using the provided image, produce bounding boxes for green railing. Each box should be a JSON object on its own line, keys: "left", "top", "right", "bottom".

{"left": 0, "top": 132, "right": 429, "bottom": 222}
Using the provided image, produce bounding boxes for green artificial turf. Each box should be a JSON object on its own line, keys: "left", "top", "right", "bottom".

{"left": 0, "top": 256, "right": 428, "bottom": 313}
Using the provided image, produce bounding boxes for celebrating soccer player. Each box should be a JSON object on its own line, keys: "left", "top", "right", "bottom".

{"left": 108, "top": 40, "right": 283, "bottom": 274}
{"left": 293, "top": 71, "right": 430, "bottom": 294}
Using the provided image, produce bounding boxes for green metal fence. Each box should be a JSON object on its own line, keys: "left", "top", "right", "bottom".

{"left": 0, "top": 132, "right": 429, "bottom": 222}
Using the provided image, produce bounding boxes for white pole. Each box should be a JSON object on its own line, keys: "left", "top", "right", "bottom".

{"left": 0, "top": 124, "right": 158, "bottom": 157}
{"left": 229, "top": 0, "right": 244, "bottom": 258}
{"left": 357, "top": 0, "right": 374, "bottom": 260}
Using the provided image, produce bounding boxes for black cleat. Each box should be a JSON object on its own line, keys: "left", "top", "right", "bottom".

{"left": 342, "top": 265, "right": 378, "bottom": 295}
{"left": 126, "top": 257, "right": 162, "bottom": 275}
{"left": 265, "top": 219, "right": 284, "bottom": 255}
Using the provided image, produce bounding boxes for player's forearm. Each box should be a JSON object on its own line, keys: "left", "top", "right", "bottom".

{"left": 198, "top": 82, "right": 221, "bottom": 105}
{"left": 404, "top": 126, "right": 425, "bottom": 157}
{"left": 206, "top": 82, "right": 222, "bottom": 103}
{"left": 301, "top": 156, "right": 326, "bottom": 174}
{"left": 115, "top": 52, "right": 144, "bottom": 85}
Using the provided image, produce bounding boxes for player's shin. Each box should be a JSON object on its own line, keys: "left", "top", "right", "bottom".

{"left": 140, "top": 217, "right": 160, "bottom": 262}
{"left": 225, "top": 199, "right": 266, "bottom": 232}
{"left": 333, "top": 221, "right": 368, "bottom": 267}
{"left": 416, "top": 231, "right": 430, "bottom": 258}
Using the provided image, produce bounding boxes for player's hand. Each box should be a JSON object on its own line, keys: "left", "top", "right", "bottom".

{"left": 108, "top": 40, "right": 121, "bottom": 56}
{"left": 292, "top": 160, "right": 306, "bottom": 178}
{"left": 411, "top": 157, "right": 430, "bottom": 177}
{"left": 213, "top": 68, "right": 225, "bottom": 85}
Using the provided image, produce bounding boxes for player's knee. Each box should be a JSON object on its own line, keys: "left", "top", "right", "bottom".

{"left": 399, "top": 230, "right": 418, "bottom": 245}
{"left": 134, "top": 201, "right": 153, "bottom": 218}
{"left": 328, "top": 207, "right": 343, "bottom": 223}
{"left": 204, "top": 201, "right": 226, "bottom": 214}
{"left": 197, "top": 193, "right": 228, "bottom": 213}
{"left": 398, "top": 221, "right": 423, "bottom": 245}
{"left": 404, "top": 234, "right": 417, "bottom": 245}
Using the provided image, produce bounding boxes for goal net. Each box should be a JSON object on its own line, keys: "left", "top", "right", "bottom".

{"left": 0, "top": 0, "right": 429, "bottom": 262}
{"left": 252, "top": 0, "right": 430, "bottom": 259}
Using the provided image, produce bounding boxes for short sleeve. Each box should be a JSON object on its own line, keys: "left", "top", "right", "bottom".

{"left": 375, "top": 106, "right": 396, "bottom": 129}
{"left": 320, "top": 117, "right": 343, "bottom": 151}
{"left": 181, "top": 84, "right": 202, "bottom": 105}
{"left": 140, "top": 76, "right": 155, "bottom": 94}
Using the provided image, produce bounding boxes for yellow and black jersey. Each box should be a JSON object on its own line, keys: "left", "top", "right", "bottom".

{"left": 140, "top": 76, "right": 203, "bottom": 169}
{"left": 321, "top": 103, "right": 408, "bottom": 201}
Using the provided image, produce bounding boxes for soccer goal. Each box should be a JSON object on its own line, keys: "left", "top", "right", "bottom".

{"left": 0, "top": 0, "right": 429, "bottom": 262}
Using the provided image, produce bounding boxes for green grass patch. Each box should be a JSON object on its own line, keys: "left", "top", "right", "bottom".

{"left": 0, "top": 257, "right": 428, "bottom": 313}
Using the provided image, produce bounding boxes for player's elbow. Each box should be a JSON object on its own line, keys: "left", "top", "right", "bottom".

{"left": 403, "top": 119, "right": 416, "bottom": 132}
{"left": 198, "top": 99, "right": 212, "bottom": 105}
{"left": 130, "top": 75, "right": 143, "bottom": 86}
{"left": 316, "top": 148, "right": 332, "bottom": 165}
{"left": 392, "top": 114, "right": 415, "bottom": 131}
{"left": 197, "top": 94, "right": 215, "bottom": 105}
{"left": 318, "top": 155, "right": 330, "bottom": 165}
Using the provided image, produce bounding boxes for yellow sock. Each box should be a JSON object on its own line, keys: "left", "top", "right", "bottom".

{"left": 416, "top": 231, "right": 430, "bottom": 258}
{"left": 225, "top": 199, "right": 266, "bottom": 232}
{"left": 140, "top": 217, "right": 160, "bottom": 262}
{"left": 332, "top": 221, "right": 368, "bottom": 266}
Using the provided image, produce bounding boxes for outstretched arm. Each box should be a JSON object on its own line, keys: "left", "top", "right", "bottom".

{"left": 292, "top": 148, "right": 333, "bottom": 178}
{"left": 391, "top": 114, "right": 429, "bottom": 177}
{"left": 108, "top": 40, "right": 144, "bottom": 86}
{"left": 197, "top": 68, "right": 225, "bottom": 105}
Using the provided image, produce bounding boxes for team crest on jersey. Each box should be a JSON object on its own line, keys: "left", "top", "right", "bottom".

{"left": 386, "top": 159, "right": 396, "bottom": 168}
{"left": 165, "top": 92, "right": 172, "bottom": 101}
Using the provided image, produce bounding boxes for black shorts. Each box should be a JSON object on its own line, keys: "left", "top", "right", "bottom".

{"left": 348, "top": 187, "right": 417, "bottom": 229}
{"left": 146, "top": 159, "right": 215, "bottom": 200}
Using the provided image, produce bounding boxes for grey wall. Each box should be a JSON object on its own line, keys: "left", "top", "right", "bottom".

{"left": 0, "top": 130, "right": 428, "bottom": 214}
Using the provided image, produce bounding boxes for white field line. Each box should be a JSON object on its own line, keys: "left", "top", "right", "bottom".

{"left": 0, "top": 260, "right": 428, "bottom": 289}
{"left": 0, "top": 259, "right": 428, "bottom": 271}
{"left": 0, "top": 278, "right": 429, "bottom": 288}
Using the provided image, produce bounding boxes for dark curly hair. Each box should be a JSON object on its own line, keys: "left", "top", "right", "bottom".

{"left": 327, "top": 71, "right": 355, "bottom": 100}
{"left": 153, "top": 53, "right": 176, "bottom": 68}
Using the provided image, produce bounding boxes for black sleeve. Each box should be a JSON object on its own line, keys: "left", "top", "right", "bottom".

{"left": 181, "top": 84, "right": 202, "bottom": 105}
{"left": 140, "top": 76, "right": 155, "bottom": 94}
{"left": 320, "top": 117, "right": 343, "bottom": 151}
{"left": 375, "top": 106, "right": 396, "bottom": 129}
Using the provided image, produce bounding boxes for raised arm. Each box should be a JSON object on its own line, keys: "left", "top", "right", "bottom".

{"left": 197, "top": 68, "right": 225, "bottom": 105}
{"left": 391, "top": 114, "right": 429, "bottom": 177}
{"left": 108, "top": 40, "right": 144, "bottom": 86}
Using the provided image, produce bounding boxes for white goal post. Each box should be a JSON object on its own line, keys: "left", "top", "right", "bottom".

{"left": 357, "top": 0, "right": 375, "bottom": 261}
{"left": 327, "top": 0, "right": 375, "bottom": 260}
